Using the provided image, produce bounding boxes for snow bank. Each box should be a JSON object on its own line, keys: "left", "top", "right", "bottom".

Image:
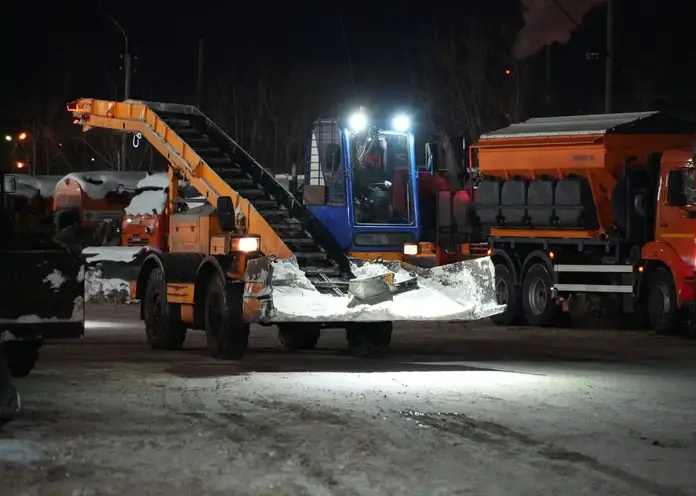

{"left": 58, "top": 171, "right": 146, "bottom": 200}
{"left": 82, "top": 246, "right": 153, "bottom": 264}
{"left": 13, "top": 175, "right": 61, "bottom": 198}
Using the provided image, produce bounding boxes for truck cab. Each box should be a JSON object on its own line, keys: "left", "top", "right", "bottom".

{"left": 302, "top": 112, "right": 420, "bottom": 257}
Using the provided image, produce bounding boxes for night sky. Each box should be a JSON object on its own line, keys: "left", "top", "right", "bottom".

{"left": 1, "top": 0, "right": 696, "bottom": 171}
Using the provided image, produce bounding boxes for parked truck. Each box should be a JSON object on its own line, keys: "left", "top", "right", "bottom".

{"left": 0, "top": 173, "right": 85, "bottom": 377}
{"left": 409, "top": 111, "right": 696, "bottom": 336}
{"left": 68, "top": 99, "right": 501, "bottom": 359}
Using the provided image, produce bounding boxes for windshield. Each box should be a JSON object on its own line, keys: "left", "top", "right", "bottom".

{"left": 349, "top": 130, "right": 413, "bottom": 225}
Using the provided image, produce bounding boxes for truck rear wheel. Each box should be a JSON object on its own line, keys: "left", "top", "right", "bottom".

{"left": 204, "top": 275, "right": 249, "bottom": 360}
{"left": 278, "top": 325, "right": 321, "bottom": 351}
{"left": 647, "top": 267, "right": 678, "bottom": 334}
{"left": 143, "top": 268, "right": 187, "bottom": 350}
{"left": 345, "top": 322, "right": 392, "bottom": 359}
{"left": 491, "top": 264, "right": 524, "bottom": 326}
{"left": 3, "top": 341, "right": 41, "bottom": 378}
{"left": 522, "top": 263, "right": 558, "bottom": 327}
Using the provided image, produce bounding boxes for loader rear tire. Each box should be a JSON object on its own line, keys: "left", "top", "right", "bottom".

{"left": 204, "top": 275, "right": 249, "bottom": 360}
{"left": 490, "top": 264, "right": 524, "bottom": 326}
{"left": 278, "top": 325, "right": 321, "bottom": 351}
{"left": 346, "top": 322, "right": 392, "bottom": 359}
{"left": 143, "top": 267, "right": 187, "bottom": 351}
{"left": 3, "top": 341, "right": 41, "bottom": 378}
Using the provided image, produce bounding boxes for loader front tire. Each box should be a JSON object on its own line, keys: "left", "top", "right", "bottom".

{"left": 346, "top": 322, "right": 392, "bottom": 359}
{"left": 143, "top": 267, "right": 187, "bottom": 350}
{"left": 278, "top": 325, "right": 321, "bottom": 351}
{"left": 204, "top": 275, "right": 249, "bottom": 360}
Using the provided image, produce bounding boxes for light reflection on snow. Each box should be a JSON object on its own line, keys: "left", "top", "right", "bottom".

{"left": 85, "top": 320, "right": 134, "bottom": 330}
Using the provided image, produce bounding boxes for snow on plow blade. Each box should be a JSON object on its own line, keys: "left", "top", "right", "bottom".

{"left": 0, "top": 249, "right": 85, "bottom": 339}
{"left": 243, "top": 256, "right": 504, "bottom": 323}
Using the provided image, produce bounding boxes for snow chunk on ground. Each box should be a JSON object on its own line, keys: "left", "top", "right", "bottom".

{"left": 124, "top": 189, "right": 167, "bottom": 216}
{"left": 58, "top": 171, "right": 146, "bottom": 200}
{"left": 43, "top": 269, "right": 65, "bottom": 291}
{"left": 82, "top": 246, "right": 153, "bottom": 264}
{"left": 135, "top": 172, "right": 169, "bottom": 189}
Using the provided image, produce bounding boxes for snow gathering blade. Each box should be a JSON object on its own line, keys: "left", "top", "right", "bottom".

{"left": 242, "top": 256, "right": 505, "bottom": 323}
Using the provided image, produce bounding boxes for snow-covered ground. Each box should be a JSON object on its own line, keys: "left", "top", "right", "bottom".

{"left": 1, "top": 308, "right": 695, "bottom": 495}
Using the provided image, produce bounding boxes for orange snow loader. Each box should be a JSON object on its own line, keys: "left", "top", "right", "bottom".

{"left": 68, "top": 98, "right": 501, "bottom": 359}
{"left": 413, "top": 111, "right": 696, "bottom": 336}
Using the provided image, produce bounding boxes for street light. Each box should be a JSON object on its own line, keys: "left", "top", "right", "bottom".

{"left": 16, "top": 161, "right": 25, "bottom": 169}
{"left": 4, "top": 135, "right": 11, "bottom": 142}
{"left": 18, "top": 132, "right": 27, "bottom": 141}
{"left": 101, "top": 5, "right": 131, "bottom": 171}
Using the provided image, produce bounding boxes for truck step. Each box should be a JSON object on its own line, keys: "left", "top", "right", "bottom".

{"left": 206, "top": 157, "right": 233, "bottom": 167}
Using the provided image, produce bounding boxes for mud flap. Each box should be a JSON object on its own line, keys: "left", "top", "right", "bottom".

{"left": 0, "top": 249, "right": 85, "bottom": 339}
{"left": 243, "top": 256, "right": 503, "bottom": 323}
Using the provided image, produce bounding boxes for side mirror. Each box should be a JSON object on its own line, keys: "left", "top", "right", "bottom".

{"left": 3, "top": 175, "right": 17, "bottom": 194}
{"left": 217, "top": 196, "right": 236, "bottom": 231}
{"left": 425, "top": 142, "right": 438, "bottom": 173}
{"left": 667, "top": 170, "right": 687, "bottom": 207}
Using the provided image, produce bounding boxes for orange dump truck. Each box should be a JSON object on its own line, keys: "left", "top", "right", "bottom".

{"left": 417, "top": 111, "right": 696, "bottom": 336}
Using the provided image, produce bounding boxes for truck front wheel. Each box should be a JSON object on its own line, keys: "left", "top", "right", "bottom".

{"left": 143, "top": 268, "right": 187, "bottom": 350}
{"left": 522, "top": 263, "right": 558, "bottom": 327}
{"left": 490, "top": 264, "right": 524, "bottom": 326}
{"left": 204, "top": 275, "right": 249, "bottom": 360}
{"left": 647, "top": 267, "right": 678, "bottom": 334}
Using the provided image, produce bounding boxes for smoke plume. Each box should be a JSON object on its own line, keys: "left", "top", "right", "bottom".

{"left": 513, "top": 0, "right": 606, "bottom": 59}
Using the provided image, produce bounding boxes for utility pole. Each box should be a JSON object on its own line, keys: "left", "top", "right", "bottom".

{"left": 102, "top": 8, "right": 131, "bottom": 171}
{"left": 604, "top": 0, "right": 615, "bottom": 113}
{"left": 196, "top": 38, "right": 205, "bottom": 108}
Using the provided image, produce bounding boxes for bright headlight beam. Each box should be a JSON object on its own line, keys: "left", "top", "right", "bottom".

{"left": 392, "top": 114, "right": 411, "bottom": 132}
{"left": 349, "top": 113, "right": 367, "bottom": 132}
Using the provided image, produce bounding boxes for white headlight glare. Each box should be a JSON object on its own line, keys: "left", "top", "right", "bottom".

{"left": 349, "top": 113, "right": 367, "bottom": 132}
{"left": 392, "top": 114, "right": 410, "bottom": 132}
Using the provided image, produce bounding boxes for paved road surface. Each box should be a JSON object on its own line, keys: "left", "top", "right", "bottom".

{"left": 1, "top": 304, "right": 695, "bottom": 495}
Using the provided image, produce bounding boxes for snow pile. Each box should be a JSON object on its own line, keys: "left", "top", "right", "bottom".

{"left": 85, "top": 267, "right": 131, "bottom": 304}
{"left": 125, "top": 189, "right": 167, "bottom": 216}
{"left": 58, "top": 171, "right": 146, "bottom": 200}
{"left": 82, "top": 246, "right": 153, "bottom": 264}
{"left": 13, "top": 175, "right": 61, "bottom": 199}
{"left": 135, "top": 173, "right": 169, "bottom": 189}
{"left": 267, "top": 257, "right": 504, "bottom": 322}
